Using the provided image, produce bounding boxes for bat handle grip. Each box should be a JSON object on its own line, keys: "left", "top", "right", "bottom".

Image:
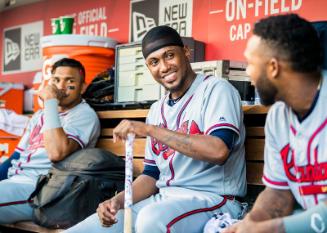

{"left": 124, "top": 208, "right": 132, "bottom": 233}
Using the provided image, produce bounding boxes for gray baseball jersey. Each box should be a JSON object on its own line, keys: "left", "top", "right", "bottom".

{"left": 8, "top": 100, "right": 100, "bottom": 182}
{"left": 144, "top": 74, "right": 247, "bottom": 197}
{"left": 263, "top": 71, "right": 327, "bottom": 209}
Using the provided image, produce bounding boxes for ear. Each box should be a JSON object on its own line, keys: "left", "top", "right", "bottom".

{"left": 267, "top": 57, "right": 279, "bottom": 80}
{"left": 183, "top": 46, "right": 191, "bottom": 60}
{"left": 80, "top": 82, "right": 87, "bottom": 95}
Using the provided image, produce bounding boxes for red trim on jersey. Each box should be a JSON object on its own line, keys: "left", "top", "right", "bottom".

{"left": 166, "top": 196, "right": 229, "bottom": 233}
{"left": 306, "top": 118, "right": 327, "bottom": 204}
{"left": 59, "top": 111, "right": 69, "bottom": 117}
{"left": 161, "top": 97, "right": 168, "bottom": 128}
{"left": 263, "top": 175, "right": 288, "bottom": 187}
{"left": 166, "top": 154, "right": 176, "bottom": 186}
{"left": 203, "top": 75, "right": 213, "bottom": 81}
{"left": 15, "top": 147, "right": 24, "bottom": 152}
{"left": 67, "top": 134, "right": 85, "bottom": 148}
{"left": 176, "top": 95, "right": 193, "bottom": 128}
{"left": 0, "top": 199, "right": 32, "bottom": 207}
{"left": 205, "top": 123, "right": 239, "bottom": 135}
{"left": 314, "top": 146, "right": 319, "bottom": 204}
{"left": 299, "top": 184, "right": 327, "bottom": 195}
{"left": 307, "top": 118, "right": 327, "bottom": 165}
{"left": 26, "top": 153, "right": 32, "bottom": 163}
{"left": 144, "top": 159, "right": 156, "bottom": 165}
{"left": 160, "top": 95, "right": 194, "bottom": 130}
{"left": 290, "top": 125, "right": 297, "bottom": 135}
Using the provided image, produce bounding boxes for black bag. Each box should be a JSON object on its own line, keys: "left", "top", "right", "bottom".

{"left": 28, "top": 148, "right": 125, "bottom": 229}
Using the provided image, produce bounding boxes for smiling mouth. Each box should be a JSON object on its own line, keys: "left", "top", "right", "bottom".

{"left": 163, "top": 72, "right": 177, "bottom": 83}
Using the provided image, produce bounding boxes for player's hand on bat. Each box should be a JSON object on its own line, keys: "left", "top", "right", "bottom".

{"left": 113, "top": 120, "right": 150, "bottom": 142}
{"left": 96, "top": 197, "right": 122, "bottom": 227}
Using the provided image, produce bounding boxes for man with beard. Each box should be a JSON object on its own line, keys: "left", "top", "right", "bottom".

{"left": 65, "top": 26, "right": 246, "bottom": 233}
{"left": 0, "top": 58, "right": 100, "bottom": 223}
{"left": 223, "top": 14, "right": 327, "bottom": 233}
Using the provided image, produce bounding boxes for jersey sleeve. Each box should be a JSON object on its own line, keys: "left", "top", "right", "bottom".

{"left": 262, "top": 105, "right": 290, "bottom": 190}
{"left": 202, "top": 80, "right": 242, "bottom": 137}
{"left": 61, "top": 107, "right": 100, "bottom": 149}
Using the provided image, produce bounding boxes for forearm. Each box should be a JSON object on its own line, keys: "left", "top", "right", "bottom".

{"left": 252, "top": 219, "right": 285, "bottom": 233}
{"left": 43, "top": 99, "right": 79, "bottom": 162}
{"left": 248, "top": 187, "right": 294, "bottom": 222}
{"left": 44, "top": 129, "right": 79, "bottom": 161}
{"left": 147, "top": 125, "right": 229, "bottom": 164}
{"left": 255, "top": 201, "right": 327, "bottom": 233}
{"left": 114, "top": 174, "right": 158, "bottom": 208}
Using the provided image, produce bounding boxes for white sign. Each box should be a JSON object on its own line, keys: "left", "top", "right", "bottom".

{"left": 3, "top": 21, "right": 43, "bottom": 74}
{"left": 61, "top": 7, "right": 109, "bottom": 37}
{"left": 159, "top": 0, "right": 193, "bottom": 36}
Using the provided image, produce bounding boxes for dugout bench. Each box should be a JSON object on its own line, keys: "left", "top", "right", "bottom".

{"left": 1, "top": 106, "right": 268, "bottom": 233}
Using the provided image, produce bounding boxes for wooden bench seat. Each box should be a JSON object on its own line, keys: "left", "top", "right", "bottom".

{"left": 1, "top": 105, "right": 268, "bottom": 233}
{"left": 1, "top": 221, "right": 62, "bottom": 232}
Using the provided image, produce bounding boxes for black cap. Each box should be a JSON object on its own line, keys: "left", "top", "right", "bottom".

{"left": 142, "top": 26, "right": 184, "bottom": 59}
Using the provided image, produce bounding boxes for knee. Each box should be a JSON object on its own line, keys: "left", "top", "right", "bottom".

{"left": 64, "top": 213, "right": 101, "bottom": 233}
{"left": 135, "top": 205, "right": 165, "bottom": 233}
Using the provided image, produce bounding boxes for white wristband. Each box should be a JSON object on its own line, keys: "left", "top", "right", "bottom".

{"left": 43, "top": 99, "right": 61, "bottom": 130}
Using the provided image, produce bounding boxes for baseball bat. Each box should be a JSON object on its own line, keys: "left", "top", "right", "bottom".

{"left": 124, "top": 133, "right": 135, "bottom": 233}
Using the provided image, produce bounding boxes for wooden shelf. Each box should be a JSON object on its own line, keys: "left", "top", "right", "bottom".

{"left": 242, "top": 105, "right": 270, "bottom": 114}
{"left": 97, "top": 105, "right": 269, "bottom": 119}
{"left": 97, "top": 109, "right": 149, "bottom": 119}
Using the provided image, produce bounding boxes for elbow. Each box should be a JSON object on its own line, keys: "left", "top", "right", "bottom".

{"left": 211, "top": 148, "right": 230, "bottom": 165}
{"left": 48, "top": 151, "right": 66, "bottom": 162}
{"left": 47, "top": 147, "right": 72, "bottom": 162}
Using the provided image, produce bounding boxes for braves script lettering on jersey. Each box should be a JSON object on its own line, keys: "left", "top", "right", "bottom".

{"left": 263, "top": 71, "right": 327, "bottom": 209}
{"left": 144, "top": 74, "right": 246, "bottom": 196}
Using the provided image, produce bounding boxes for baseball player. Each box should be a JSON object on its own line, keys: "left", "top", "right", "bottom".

{"left": 0, "top": 58, "right": 100, "bottom": 224}
{"left": 65, "top": 26, "right": 246, "bottom": 233}
{"left": 224, "top": 14, "right": 327, "bottom": 233}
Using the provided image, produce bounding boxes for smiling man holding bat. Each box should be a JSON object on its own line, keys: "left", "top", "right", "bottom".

{"left": 65, "top": 26, "right": 247, "bottom": 233}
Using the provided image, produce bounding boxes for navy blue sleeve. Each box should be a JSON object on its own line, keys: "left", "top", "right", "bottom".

{"left": 0, "top": 151, "right": 20, "bottom": 181}
{"left": 142, "top": 164, "right": 160, "bottom": 180}
{"left": 210, "top": 129, "right": 237, "bottom": 150}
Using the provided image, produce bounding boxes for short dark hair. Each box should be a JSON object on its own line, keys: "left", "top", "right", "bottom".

{"left": 51, "top": 58, "right": 86, "bottom": 82}
{"left": 253, "top": 14, "right": 322, "bottom": 73}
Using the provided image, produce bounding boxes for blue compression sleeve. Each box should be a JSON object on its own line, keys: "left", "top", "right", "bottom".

{"left": 283, "top": 202, "right": 327, "bottom": 233}
{"left": 142, "top": 164, "right": 160, "bottom": 180}
{"left": 0, "top": 151, "right": 20, "bottom": 180}
{"left": 210, "top": 129, "right": 237, "bottom": 150}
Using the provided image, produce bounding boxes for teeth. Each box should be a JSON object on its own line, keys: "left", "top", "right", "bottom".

{"left": 164, "top": 72, "right": 176, "bottom": 82}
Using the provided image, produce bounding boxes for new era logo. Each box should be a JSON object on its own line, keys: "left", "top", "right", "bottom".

{"left": 4, "top": 38, "right": 20, "bottom": 65}
{"left": 132, "top": 12, "right": 156, "bottom": 41}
